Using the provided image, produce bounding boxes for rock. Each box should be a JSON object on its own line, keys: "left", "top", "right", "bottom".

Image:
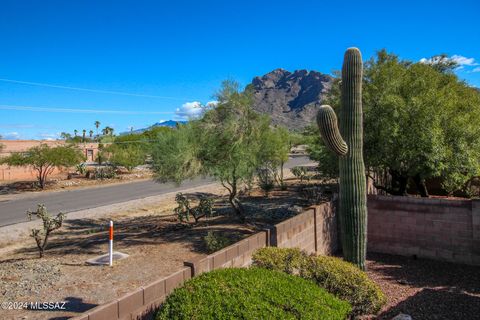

{"left": 250, "top": 68, "right": 333, "bottom": 129}
{"left": 392, "top": 313, "right": 413, "bottom": 320}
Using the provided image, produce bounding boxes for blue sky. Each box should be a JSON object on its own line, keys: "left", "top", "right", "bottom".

{"left": 1, "top": 0, "right": 479, "bottom": 140}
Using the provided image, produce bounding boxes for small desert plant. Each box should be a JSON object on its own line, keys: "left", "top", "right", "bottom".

{"left": 257, "top": 167, "right": 275, "bottom": 197}
{"left": 27, "top": 204, "right": 65, "bottom": 258}
{"left": 302, "top": 185, "right": 326, "bottom": 205}
{"left": 174, "top": 193, "right": 214, "bottom": 224}
{"left": 75, "top": 163, "right": 87, "bottom": 175}
{"left": 156, "top": 268, "right": 351, "bottom": 320}
{"left": 91, "top": 166, "right": 116, "bottom": 180}
{"left": 203, "top": 231, "right": 232, "bottom": 253}
{"left": 291, "top": 166, "right": 308, "bottom": 182}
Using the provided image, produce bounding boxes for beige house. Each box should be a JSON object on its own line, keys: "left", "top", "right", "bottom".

{"left": 0, "top": 140, "right": 99, "bottom": 182}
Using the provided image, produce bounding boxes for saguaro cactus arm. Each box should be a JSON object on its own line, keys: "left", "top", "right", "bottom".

{"left": 316, "top": 105, "right": 348, "bottom": 156}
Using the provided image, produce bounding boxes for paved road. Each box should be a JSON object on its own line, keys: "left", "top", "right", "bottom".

{"left": 0, "top": 156, "right": 311, "bottom": 227}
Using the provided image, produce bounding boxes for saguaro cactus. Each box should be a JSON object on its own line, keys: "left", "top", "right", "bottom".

{"left": 316, "top": 47, "right": 367, "bottom": 270}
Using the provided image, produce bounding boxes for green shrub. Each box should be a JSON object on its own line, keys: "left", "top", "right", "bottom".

{"left": 252, "top": 247, "right": 385, "bottom": 316}
{"left": 156, "top": 268, "right": 351, "bottom": 320}
{"left": 291, "top": 166, "right": 308, "bottom": 181}
{"left": 252, "top": 247, "right": 307, "bottom": 274}
{"left": 203, "top": 231, "right": 232, "bottom": 253}
{"left": 301, "top": 255, "right": 386, "bottom": 316}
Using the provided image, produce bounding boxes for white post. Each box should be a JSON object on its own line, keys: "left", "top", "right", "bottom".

{"left": 109, "top": 220, "right": 113, "bottom": 266}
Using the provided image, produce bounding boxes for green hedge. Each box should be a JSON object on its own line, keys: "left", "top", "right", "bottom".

{"left": 252, "top": 246, "right": 306, "bottom": 274}
{"left": 252, "top": 247, "right": 386, "bottom": 316}
{"left": 156, "top": 268, "right": 351, "bottom": 320}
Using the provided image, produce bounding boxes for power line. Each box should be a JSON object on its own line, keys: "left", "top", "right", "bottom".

{"left": 0, "top": 104, "right": 175, "bottom": 115}
{"left": 0, "top": 78, "right": 191, "bottom": 101}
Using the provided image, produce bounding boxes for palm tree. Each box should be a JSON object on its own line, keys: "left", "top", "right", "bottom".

{"left": 82, "top": 129, "right": 86, "bottom": 142}
{"left": 94, "top": 121, "right": 100, "bottom": 136}
{"left": 104, "top": 126, "right": 114, "bottom": 137}
{"left": 60, "top": 132, "right": 71, "bottom": 140}
{"left": 89, "top": 130, "right": 94, "bottom": 138}
{"left": 74, "top": 129, "right": 78, "bottom": 137}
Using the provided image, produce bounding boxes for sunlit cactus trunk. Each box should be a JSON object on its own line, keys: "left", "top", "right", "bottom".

{"left": 316, "top": 47, "right": 367, "bottom": 270}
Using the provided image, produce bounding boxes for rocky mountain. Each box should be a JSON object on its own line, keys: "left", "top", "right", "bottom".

{"left": 249, "top": 69, "right": 333, "bottom": 130}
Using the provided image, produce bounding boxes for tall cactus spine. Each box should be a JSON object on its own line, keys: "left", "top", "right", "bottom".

{"left": 316, "top": 47, "right": 367, "bottom": 270}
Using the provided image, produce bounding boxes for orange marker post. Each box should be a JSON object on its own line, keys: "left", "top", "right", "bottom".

{"left": 109, "top": 220, "right": 113, "bottom": 266}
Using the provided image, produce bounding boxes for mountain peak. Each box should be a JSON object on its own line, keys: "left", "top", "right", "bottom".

{"left": 251, "top": 69, "right": 333, "bottom": 129}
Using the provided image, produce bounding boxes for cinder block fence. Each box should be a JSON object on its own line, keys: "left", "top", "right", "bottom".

{"left": 73, "top": 196, "right": 480, "bottom": 319}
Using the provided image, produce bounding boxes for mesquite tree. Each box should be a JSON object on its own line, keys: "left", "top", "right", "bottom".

{"left": 152, "top": 80, "right": 285, "bottom": 222}
{"left": 316, "top": 48, "right": 367, "bottom": 270}
{"left": 1, "top": 144, "right": 85, "bottom": 189}
{"left": 27, "top": 204, "right": 65, "bottom": 258}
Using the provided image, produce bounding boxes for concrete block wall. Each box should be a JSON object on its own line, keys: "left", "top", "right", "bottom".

{"left": 272, "top": 202, "right": 338, "bottom": 255}
{"left": 74, "top": 267, "right": 191, "bottom": 320}
{"left": 184, "top": 231, "right": 269, "bottom": 276}
{"left": 368, "top": 195, "right": 480, "bottom": 265}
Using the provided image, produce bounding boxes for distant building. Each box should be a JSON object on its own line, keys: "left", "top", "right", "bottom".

{"left": 0, "top": 140, "right": 99, "bottom": 182}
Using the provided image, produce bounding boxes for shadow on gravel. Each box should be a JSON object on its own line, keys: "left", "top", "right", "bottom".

{"left": 379, "top": 288, "right": 480, "bottom": 320}
{"left": 369, "top": 253, "right": 480, "bottom": 320}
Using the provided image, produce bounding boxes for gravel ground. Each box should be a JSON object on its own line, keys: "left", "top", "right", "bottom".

{"left": 367, "top": 253, "right": 480, "bottom": 320}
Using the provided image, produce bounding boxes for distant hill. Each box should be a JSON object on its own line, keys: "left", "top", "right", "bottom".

{"left": 122, "top": 120, "right": 187, "bottom": 135}
{"left": 249, "top": 69, "right": 333, "bottom": 130}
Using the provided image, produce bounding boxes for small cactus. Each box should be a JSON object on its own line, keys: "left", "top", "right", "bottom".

{"left": 27, "top": 204, "right": 65, "bottom": 258}
{"left": 316, "top": 48, "right": 367, "bottom": 270}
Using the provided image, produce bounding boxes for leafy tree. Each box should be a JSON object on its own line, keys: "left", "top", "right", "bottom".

{"left": 89, "top": 130, "right": 94, "bottom": 138}
{"left": 74, "top": 129, "right": 78, "bottom": 137}
{"left": 1, "top": 144, "right": 85, "bottom": 188}
{"left": 82, "top": 129, "right": 86, "bottom": 142}
{"left": 103, "top": 144, "right": 146, "bottom": 171}
{"left": 310, "top": 49, "right": 480, "bottom": 196}
{"left": 258, "top": 126, "right": 291, "bottom": 189}
{"left": 152, "top": 80, "right": 272, "bottom": 221}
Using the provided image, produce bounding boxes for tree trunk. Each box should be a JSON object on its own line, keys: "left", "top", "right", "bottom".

{"left": 389, "top": 169, "right": 408, "bottom": 196}
{"left": 413, "top": 174, "right": 429, "bottom": 197}
{"left": 228, "top": 194, "right": 245, "bottom": 222}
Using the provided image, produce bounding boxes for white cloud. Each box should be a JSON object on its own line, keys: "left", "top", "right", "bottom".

{"left": 175, "top": 101, "right": 207, "bottom": 120}
{"left": 37, "top": 132, "right": 59, "bottom": 140}
{"left": 450, "top": 55, "right": 478, "bottom": 66}
{"left": 472, "top": 67, "right": 480, "bottom": 73}
{"left": 2, "top": 132, "right": 21, "bottom": 140}
{"left": 206, "top": 100, "right": 218, "bottom": 108}
{"left": 420, "top": 54, "right": 479, "bottom": 70}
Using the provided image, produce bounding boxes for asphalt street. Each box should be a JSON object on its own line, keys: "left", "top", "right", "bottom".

{"left": 0, "top": 156, "right": 311, "bottom": 226}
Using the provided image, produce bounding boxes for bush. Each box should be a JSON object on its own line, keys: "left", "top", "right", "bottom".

{"left": 252, "top": 247, "right": 386, "bottom": 316}
{"left": 156, "top": 268, "right": 351, "bottom": 320}
{"left": 252, "top": 247, "right": 306, "bottom": 274}
{"left": 87, "top": 166, "right": 116, "bottom": 180}
{"left": 257, "top": 167, "right": 275, "bottom": 196}
{"left": 291, "top": 166, "right": 309, "bottom": 182}
{"left": 203, "top": 231, "right": 232, "bottom": 253}
{"left": 174, "top": 193, "right": 214, "bottom": 224}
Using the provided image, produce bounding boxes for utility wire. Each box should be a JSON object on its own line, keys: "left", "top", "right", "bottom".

{"left": 0, "top": 104, "right": 175, "bottom": 115}
{"left": 0, "top": 78, "right": 191, "bottom": 101}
